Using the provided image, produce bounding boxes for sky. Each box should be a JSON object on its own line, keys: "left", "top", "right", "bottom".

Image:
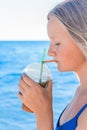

{"left": 0, "top": 0, "right": 64, "bottom": 40}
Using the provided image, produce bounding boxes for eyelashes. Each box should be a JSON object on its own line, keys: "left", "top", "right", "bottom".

{"left": 55, "top": 43, "right": 60, "bottom": 46}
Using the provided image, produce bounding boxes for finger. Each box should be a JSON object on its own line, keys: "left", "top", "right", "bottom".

{"left": 19, "top": 84, "right": 24, "bottom": 95}
{"left": 18, "top": 92, "right": 23, "bottom": 101}
{"left": 23, "top": 73, "right": 37, "bottom": 87}
{"left": 22, "top": 103, "right": 33, "bottom": 113}
{"left": 20, "top": 76, "right": 30, "bottom": 91}
{"left": 19, "top": 75, "right": 23, "bottom": 83}
{"left": 19, "top": 91, "right": 23, "bottom": 96}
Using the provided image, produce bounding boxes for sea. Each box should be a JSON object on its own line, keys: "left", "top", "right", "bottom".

{"left": 0, "top": 41, "right": 80, "bottom": 130}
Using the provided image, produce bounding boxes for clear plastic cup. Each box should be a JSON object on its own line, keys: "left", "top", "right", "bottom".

{"left": 21, "top": 62, "right": 51, "bottom": 112}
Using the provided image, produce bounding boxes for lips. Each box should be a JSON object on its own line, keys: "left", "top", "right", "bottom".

{"left": 54, "top": 59, "right": 59, "bottom": 63}
{"left": 44, "top": 59, "right": 59, "bottom": 63}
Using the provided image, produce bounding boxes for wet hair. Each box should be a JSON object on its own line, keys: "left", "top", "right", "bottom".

{"left": 47, "top": 0, "right": 87, "bottom": 58}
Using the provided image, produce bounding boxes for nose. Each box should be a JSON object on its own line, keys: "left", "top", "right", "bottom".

{"left": 47, "top": 44, "right": 56, "bottom": 57}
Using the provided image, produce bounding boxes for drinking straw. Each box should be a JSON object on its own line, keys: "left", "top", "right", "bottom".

{"left": 44, "top": 60, "right": 56, "bottom": 63}
{"left": 39, "top": 48, "right": 46, "bottom": 83}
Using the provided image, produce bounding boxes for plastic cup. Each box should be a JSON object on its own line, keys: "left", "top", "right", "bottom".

{"left": 21, "top": 62, "right": 51, "bottom": 112}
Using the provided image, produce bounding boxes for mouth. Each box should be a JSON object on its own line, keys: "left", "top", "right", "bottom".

{"left": 44, "top": 59, "right": 57, "bottom": 63}
{"left": 44, "top": 59, "right": 59, "bottom": 63}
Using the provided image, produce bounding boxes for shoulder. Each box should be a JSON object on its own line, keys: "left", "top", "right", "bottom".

{"left": 76, "top": 107, "right": 87, "bottom": 130}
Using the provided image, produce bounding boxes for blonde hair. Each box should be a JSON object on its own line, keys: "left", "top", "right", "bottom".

{"left": 47, "top": 0, "right": 87, "bottom": 58}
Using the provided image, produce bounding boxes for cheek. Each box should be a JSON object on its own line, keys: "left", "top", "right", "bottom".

{"left": 61, "top": 49, "right": 74, "bottom": 65}
{"left": 57, "top": 46, "right": 84, "bottom": 71}
{"left": 57, "top": 47, "right": 74, "bottom": 62}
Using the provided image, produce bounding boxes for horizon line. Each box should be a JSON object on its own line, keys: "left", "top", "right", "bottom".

{"left": 0, "top": 39, "right": 49, "bottom": 42}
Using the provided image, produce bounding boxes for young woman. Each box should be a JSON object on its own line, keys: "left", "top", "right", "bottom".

{"left": 18, "top": 0, "right": 87, "bottom": 130}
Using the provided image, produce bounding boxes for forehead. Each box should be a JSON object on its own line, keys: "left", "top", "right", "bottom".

{"left": 47, "top": 15, "right": 68, "bottom": 39}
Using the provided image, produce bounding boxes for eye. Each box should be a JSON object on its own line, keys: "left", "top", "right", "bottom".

{"left": 55, "top": 43, "right": 60, "bottom": 46}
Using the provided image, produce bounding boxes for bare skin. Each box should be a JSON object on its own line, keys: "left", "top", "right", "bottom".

{"left": 18, "top": 75, "right": 53, "bottom": 130}
{"left": 18, "top": 15, "right": 87, "bottom": 130}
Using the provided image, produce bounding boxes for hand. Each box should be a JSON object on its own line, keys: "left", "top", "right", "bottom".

{"left": 18, "top": 73, "right": 53, "bottom": 116}
{"left": 22, "top": 103, "right": 33, "bottom": 113}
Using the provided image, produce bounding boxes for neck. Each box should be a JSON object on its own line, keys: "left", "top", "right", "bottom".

{"left": 75, "top": 60, "right": 87, "bottom": 90}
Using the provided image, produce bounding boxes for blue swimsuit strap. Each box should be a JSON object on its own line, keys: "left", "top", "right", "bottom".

{"left": 57, "top": 105, "right": 68, "bottom": 126}
{"left": 57, "top": 104, "right": 87, "bottom": 127}
{"left": 75, "top": 104, "right": 87, "bottom": 120}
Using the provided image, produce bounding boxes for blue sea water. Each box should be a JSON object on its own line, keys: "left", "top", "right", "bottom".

{"left": 0, "top": 41, "right": 79, "bottom": 130}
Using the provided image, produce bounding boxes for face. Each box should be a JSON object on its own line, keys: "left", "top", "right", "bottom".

{"left": 47, "top": 16, "right": 86, "bottom": 72}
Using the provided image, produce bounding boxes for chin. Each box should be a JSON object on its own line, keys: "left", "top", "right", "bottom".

{"left": 57, "top": 65, "right": 71, "bottom": 72}
{"left": 57, "top": 65, "right": 64, "bottom": 72}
